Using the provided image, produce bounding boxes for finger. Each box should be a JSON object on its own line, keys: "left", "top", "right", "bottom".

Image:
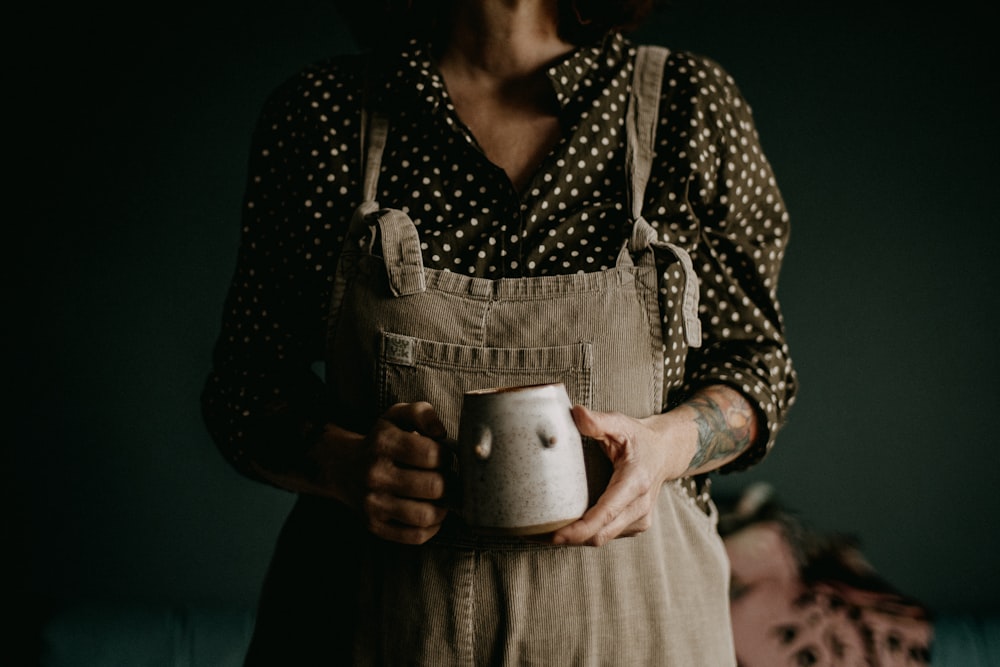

{"left": 365, "top": 491, "right": 449, "bottom": 527}
{"left": 571, "top": 405, "right": 632, "bottom": 460}
{"left": 367, "top": 458, "right": 448, "bottom": 501}
{"left": 553, "top": 502, "right": 643, "bottom": 546}
{"left": 571, "top": 403, "right": 605, "bottom": 438}
{"left": 553, "top": 460, "right": 657, "bottom": 545}
{"left": 372, "top": 521, "right": 444, "bottom": 545}
{"left": 552, "top": 479, "right": 638, "bottom": 546}
{"left": 369, "top": 519, "right": 444, "bottom": 545}
{"left": 364, "top": 494, "right": 448, "bottom": 545}
{"left": 371, "top": 423, "right": 448, "bottom": 470}
{"left": 383, "top": 401, "right": 447, "bottom": 439}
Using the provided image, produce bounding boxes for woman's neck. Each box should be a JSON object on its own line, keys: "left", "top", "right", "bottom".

{"left": 433, "top": 0, "right": 573, "bottom": 192}
{"left": 438, "top": 0, "right": 575, "bottom": 82}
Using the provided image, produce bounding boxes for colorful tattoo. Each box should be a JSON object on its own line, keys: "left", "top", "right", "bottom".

{"left": 687, "top": 390, "right": 754, "bottom": 469}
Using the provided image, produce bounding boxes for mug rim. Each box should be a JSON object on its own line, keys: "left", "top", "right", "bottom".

{"left": 464, "top": 382, "right": 565, "bottom": 396}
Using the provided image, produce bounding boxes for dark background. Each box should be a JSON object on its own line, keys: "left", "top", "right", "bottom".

{"left": 11, "top": 0, "right": 998, "bottom": 650}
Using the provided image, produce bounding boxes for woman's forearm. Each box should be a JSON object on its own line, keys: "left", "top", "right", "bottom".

{"left": 642, "top": 384, "right": 760, "bottom": 478}
{"left": 683, "top": 385, "right": 759, "bottom": 474}
{"left": 249, "top": 422, "right": 367, "bottom": 506}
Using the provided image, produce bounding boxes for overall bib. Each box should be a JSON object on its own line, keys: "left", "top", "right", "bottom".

{"left": 244, "top": 47, "right": 736, "bottom": 667}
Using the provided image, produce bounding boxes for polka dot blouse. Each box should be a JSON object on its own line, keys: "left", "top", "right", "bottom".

{"left": 202, "top": 31, "right": 798, "bottom": 479}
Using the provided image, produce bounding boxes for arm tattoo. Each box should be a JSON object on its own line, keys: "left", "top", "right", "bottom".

{"left": 687, "top": 391, "right": 754, "bottom": 470}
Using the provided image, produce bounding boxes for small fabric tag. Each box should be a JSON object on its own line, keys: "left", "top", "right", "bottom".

{"left": 382, "top": 332, "right": 416, "bottom": 366}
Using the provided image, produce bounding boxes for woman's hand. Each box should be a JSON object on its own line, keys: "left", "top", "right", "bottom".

{"left": 252, "top": 401, "right": 452, "bottom": 546}
{"left": 551, "top": 385, "right": 758, "bottom": 547}
{"left": 550, "top": 404, "right": 695, "bottom": 547}
{"left": 358, "top": 402, "right": 452, "bottom": 545}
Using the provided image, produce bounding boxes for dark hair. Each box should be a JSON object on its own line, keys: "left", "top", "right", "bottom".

{"left": 335, "top": 0, "right": 663, "bottom": 49}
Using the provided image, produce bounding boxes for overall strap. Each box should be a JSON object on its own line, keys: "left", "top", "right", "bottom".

{"left": 360, "top": 108, "right": 390, "bottom": 205}
{"left": 625, "top": 45, "right": 669, "bottom": 225}
{"left": 620, "top": 45, "right": 702, "bottom": 347}
{"left": 351, "top": 107, "right": 426, "bottom": 297}
{"left": 346, "top": 107, "right": 387, "bottom": 241}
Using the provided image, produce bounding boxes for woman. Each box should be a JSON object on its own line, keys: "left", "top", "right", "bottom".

{"left": 202, "top": 0, "right": 797, "bottom": 663}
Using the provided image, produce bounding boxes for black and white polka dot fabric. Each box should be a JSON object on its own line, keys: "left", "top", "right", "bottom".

{"left": 203, "top": 31, "right": 797, "bottom": 476}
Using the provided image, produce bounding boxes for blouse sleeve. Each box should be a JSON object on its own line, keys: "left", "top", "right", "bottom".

{"left": 661, "top": 52, "right": 798, "bottom": 473}
{"left": 200, "top": 60, "right": 362, "bottom": 483}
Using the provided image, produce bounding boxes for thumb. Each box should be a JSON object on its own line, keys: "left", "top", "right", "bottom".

{"left": 571, "top": 404, "right": 634, "bottom": 457}
{"left": 571, "top": 404, "right": 619, "bottom": 440}
{"left": 384, "top": 401, "right": 447, "bottom": 439}
{"left": 413, "top": 403, "right": 447, "bottom": 439}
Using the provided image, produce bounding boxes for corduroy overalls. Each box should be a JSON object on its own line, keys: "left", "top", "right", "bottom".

{"left": 244, "top": 46, "right": 736, "bottom": 667}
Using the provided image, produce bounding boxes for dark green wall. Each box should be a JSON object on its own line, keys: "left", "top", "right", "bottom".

{"left": 13, "top": 0, "right": 998, "bottom": 633}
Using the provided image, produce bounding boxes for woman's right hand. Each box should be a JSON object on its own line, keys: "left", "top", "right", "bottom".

{"left": 252, "top": 401, "right": 451, "bottom": 544}
{"left": 356, "top": 401, "right": 452, "bottom": 544}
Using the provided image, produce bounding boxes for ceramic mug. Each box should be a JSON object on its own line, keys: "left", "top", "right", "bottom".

{"left": 453, "top": 382, "right": 589, "bottom": 535}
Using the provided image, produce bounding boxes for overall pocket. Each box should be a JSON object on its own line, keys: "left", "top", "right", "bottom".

{"left": 377, "top": 330, "right": 612, "bottom": 505}
{"left": 377, "top": 330, "right": 594, "bottom": 437}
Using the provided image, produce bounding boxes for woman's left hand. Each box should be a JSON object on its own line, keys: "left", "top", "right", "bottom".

{"left": 550, "top": 384, "right": 758, "bottom": 546}
{"left": 550, "top": 404, "right": 696, "bottom": 547}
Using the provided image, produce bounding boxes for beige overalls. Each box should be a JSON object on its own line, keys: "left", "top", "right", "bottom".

{"left": 244, "top": 46, "right": 736, "bottom": 667}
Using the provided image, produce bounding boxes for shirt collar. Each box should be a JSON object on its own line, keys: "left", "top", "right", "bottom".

{"left": 546, "top": 30, "right": 628, "bottom": 109}
{"left": 378, "top": 38, "right": 448, "bottom": 113}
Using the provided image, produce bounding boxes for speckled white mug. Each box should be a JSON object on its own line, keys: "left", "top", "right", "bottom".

{"left": 455, "top": 382, "right": 589, "bottom": 535}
